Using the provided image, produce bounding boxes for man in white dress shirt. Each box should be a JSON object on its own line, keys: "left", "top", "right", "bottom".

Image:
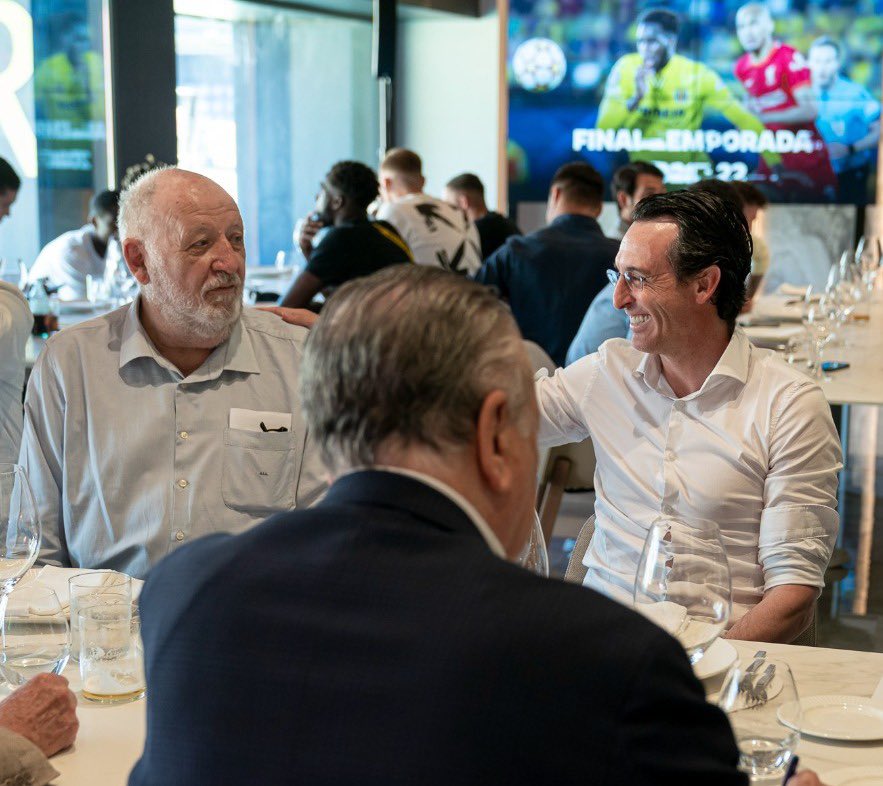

{"left": 376, "top": 148, "right": 481, "bottom": 276}
{"left": 27, "top": 190, "right": 122, "bottom": 300}
{"left": 536, "top": 189, "right": 841, "bottom": 643}
{"left": 20, "top": 168, "right": 325, "bottom": 577}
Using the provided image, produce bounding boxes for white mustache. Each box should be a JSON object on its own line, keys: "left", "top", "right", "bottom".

{"left": 202, "top": 272, "right": 242, "bottom": 294}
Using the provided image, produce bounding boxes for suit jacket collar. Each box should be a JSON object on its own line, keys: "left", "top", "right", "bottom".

{"left": 322, "top": 470, "right": 487, "bottom": 543}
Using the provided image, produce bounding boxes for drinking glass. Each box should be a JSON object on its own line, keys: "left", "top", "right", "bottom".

{"left": 717, "top": 658, "right": 801, "bottom": 781}
{"left": 68, "top": 571, "right": 131, "bottom": 662}
{"left": 79, "top": 602, "right": 145, "bottom": 704}
{"left": 518, "top": 512, "right": 549, "bottom": 577}
{"left": 802, "top": 302, "right": 834, "bottom": 379}
{"left": 633, "top": 517, "right": 731, "bottom": 664}
{"left": 0, "top": 466, "right": 42, "bottom": 639}
{"left": 0, "top": 584, "right": 69, "bottom": 686}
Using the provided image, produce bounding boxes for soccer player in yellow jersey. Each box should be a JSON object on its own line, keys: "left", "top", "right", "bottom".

{"left": 598, "top": 9, "right": 781, "bottom": 175}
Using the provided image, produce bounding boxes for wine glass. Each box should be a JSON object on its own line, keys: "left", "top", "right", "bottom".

{"left": 801, "top": 301, "right": 834, "bottom": 379}
{"left": 0, "top": 466, "right": 42, "bottom": 636}
{"left": 633, "top": 517, "right": 731, "bottom": 664}
{"left": 0, "top": 584, "right": 69, "bottom": 686}
{"left": 519, "top": 512, "right": 549, "bottom": 577}
{"left": 717, "top": 657, "right": 801, "bottom": 782}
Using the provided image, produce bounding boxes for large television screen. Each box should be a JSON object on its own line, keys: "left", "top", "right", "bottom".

{"left": 507, "top": 0, "right": 882, "bottom": 206}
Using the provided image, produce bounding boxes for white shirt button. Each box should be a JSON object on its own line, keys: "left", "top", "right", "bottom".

{"left": 175, "top": 531, "right": 185, "bottom": 542}
{"left": 179, "top": 431, "right": 189, "bottom": 440}
{"left": 177, "top": 478, "right": 188, "bottom": 489}
{"left": 672, "top": 401, "right": 684, "bottom": 412}
{"left": 663, "top": 504, "right": 675, "bottom": 515}
{"left": 665, "top": 450, "right": 675, "bottom": 461}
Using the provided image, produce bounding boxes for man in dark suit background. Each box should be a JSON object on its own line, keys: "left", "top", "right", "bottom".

{"left": 130, "top": 266, "right": 812, "bottom": 785}
{"left": 474, "top": 162, "right": 619, "bottom": 367}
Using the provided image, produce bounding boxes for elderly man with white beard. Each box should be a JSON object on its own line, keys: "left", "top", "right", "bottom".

{"left": 20, "top": 168, "right": 325, "bottom": 577}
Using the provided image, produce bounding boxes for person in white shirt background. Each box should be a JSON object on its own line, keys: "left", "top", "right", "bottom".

{"left": 536, "top": 189, "right": 841, "bottom": 644}
{"left": 27, "top": 189, "right": 121, "bottom": 300}
{"left": 375, "top": 148, "right": 482, "bottom": 276}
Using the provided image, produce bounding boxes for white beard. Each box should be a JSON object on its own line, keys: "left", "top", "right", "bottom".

{"left": 142, "top": 261, "right": 243, "bottom": 345}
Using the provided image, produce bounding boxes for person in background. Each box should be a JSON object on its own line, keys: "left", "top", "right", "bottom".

{"left": 443, "top": 172, "right": 520, "bottom": 260}
{"left": 0, "top": 673, "right": 79, "bottom": 786}
{"left": 0, "top": 157, "right": 18, "bottom": 223}
{"left": 809, "top": 36, "right": 881, "bottom": 205}
{"left": 131, "top": 265, "right": 758, "bottom": 785}
{"left": 565, "top": 162, "right": 665, "bottom": 364}
{"left": 0, "top": 157, "right": 32, "bottom": 464}
{"left": 731, "top": 180, "right": 770, "bottom": 302}
{"left": 279, "top": 161, "right": 412, "bottom": 310}
{"left": 475, "top": 162, "right": 617, "bottom": 367}
{"left": 20, "top": 167, "right": 325, "bottom": 578}
{"left": 28, "top": 190, "right": 120, "bottom": 300}
{"left": 376, "top": 149, "right": 482, "bottom": 275}
{"left": 537, "top": 190, "right": 841, "bottom": 644}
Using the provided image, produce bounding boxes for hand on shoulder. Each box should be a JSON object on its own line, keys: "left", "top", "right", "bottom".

{"left": 257, "top": 307, "right": 318, "bottom": 329}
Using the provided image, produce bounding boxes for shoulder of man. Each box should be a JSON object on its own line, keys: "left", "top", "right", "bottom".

{"left": 241, "top": 307, "right": 311, "bottom": 347}
{"left": 38, "top": 305, "right": 127, "bottom": 366}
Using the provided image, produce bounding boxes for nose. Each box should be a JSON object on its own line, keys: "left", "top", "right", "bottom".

{"left": 612, "top": 276, "right": 633, "bottom": 310}
{"left": 211, "top": 237, "right": 243, "bottom": 274}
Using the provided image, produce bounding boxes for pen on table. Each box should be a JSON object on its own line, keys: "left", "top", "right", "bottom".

{"left": 783, "top": 755, "right": 799, "bottom": 783}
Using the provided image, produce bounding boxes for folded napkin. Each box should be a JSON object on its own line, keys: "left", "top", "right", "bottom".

{"left": 778, "top": 283, "right": 811, "bottom": 297}
{"left": 34, "top": 566, "right": 143, "bottom": 611}
{"left": 742, "top": 324, "right": 806, "bottom": 348}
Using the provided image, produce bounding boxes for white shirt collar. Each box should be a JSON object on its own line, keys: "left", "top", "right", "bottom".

{"left": 342, "top": 465, "right": 506, "bottom": 558}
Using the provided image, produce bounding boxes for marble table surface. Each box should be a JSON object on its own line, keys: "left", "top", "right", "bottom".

{"left": 725, "top": 640, "right": 883, "bottom": 782}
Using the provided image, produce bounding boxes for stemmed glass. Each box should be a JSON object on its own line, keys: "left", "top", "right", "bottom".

{"left": 802, "top": 300, "right": 835, "bottom": 379}
{"left": 519, "top": 512, "right": 549, "bottom": 577}
{"left": 633, "top": 517, "right": 731, "bottom": 664}
{"left": 717, "top": 657, "right": 802, "bottom": 782}
{"left": 0, "top": 466, "right": 42, "bottom": 642}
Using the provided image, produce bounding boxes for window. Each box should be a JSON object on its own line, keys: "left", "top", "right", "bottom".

{"left": 175, "top": 0, "right": 379, "bottom": 266}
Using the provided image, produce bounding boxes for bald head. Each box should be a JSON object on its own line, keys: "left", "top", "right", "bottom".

{"left": 736, "top": 3, "right": 774, "bottom": 54}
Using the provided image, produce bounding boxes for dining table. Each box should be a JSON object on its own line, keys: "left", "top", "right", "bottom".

{"left": 4, "top": 639, "right": 870, "bottom": 784}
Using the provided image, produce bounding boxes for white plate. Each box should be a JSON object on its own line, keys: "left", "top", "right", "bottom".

{"left": 693, "top": 638, "right": 737, "bottom": 680}
{"left": 778, "top": 695, "right": 883, "bottom": 741}
{"left": 823, "top": 767, "right": 883, "bottom": 785}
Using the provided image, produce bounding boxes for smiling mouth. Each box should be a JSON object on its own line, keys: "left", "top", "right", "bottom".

{"left": 629, "top": 315, "right": 650, "bottom": 326}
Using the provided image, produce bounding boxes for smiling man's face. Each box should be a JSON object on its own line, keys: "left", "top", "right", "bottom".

{"left": 612, "top": 220, "right": 700, "bottom": 356}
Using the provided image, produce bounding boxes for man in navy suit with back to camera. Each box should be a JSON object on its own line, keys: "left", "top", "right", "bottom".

{"left": 130, "top": 266, "right": 823, "bottom": 785}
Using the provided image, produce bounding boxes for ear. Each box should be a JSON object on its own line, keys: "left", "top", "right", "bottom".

{"left": 694, "top": 265, "right": 722, "bottom": 306}
{"left": 417, "top": 175, "right": 426, "bottom": 192}
{"left": 474, "top": 389, "right": 516, "bottom": 495}
{"left": 123, "top": 238, "right": 150, "bottom": 285}
{"left": 90, "top": 215, "right": 99, "bottom": 230}
{"left": 616, "top": 190, "right": 630, "bottom": 212}
{"left": 456, "top": 193, "right": 470, "bottom": 212}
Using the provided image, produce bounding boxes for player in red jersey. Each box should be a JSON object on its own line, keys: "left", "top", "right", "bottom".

{"left": 734, "top": 3, "right": 837, "bottom": 200}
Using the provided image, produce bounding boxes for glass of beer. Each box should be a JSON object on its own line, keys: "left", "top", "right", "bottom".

{"left": 78, "top": 602, "right": 145, "bottom": 704}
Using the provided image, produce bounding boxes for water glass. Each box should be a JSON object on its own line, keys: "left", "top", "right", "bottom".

{"left": 717, "top": 658, "right": 801, "bottom": 781}
{"left": 633, "top": 517, "right": 732, "bottom": 664}
{"left": 79, "top": 602, "right": 145, "bottom": 704}
{"left": 518, "top": 512, "right": 550, "bottom": 577}
{"left": 0, "top": 584, "right": 69, "bottom": 686}
{"left": 68, "top": 571, "right": 131, "bottom": 662}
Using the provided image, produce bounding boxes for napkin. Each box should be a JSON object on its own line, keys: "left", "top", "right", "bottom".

{"left": 35, "top": 566, "right": 143, "bottom": 611}
{"left": 778, "top": 283, "right": 811, "bottom": 297}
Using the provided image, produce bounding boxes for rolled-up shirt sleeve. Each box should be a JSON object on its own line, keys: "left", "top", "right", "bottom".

{"left": 759, "top": 380, "right": 842, "bottom": 592}
{"left": 19, "top": 348, "right": 69, "bottom": 568}
{"left": 535, "top": 357, "right": 599, "bottom": 448}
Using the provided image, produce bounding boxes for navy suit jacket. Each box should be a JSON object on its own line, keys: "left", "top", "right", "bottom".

{"left": 129, "top": 471, "right": 745, "bottom": 785}
{"left": 474, "top": 214, "right": 619, "bottom": 367}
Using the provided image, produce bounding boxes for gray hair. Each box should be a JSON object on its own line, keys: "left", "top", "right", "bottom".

{"left": 118, "top": 164, "right": 175, "bottom": 248}
{"left": 300, "top": 265, "right": 533, "bottom": 473}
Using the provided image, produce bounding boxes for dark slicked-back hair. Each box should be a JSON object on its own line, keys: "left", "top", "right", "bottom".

{"left": 632, "top": 190, "right": 752, "bottom": 330}
{"left": 446, "top": 172, "right": 485, "bottom": 197}
{"left": 551, "top": 162, "right": 604, "bottom": 208}
{"left": 731, "top": 180, "right": 769, "bottom": 208}
{"left": 638, "top": 8, "right": 679, "bottom": 35}
{"left": 687, "top": 178, "right": 744, "bottom": 211}
{"left": 611, "top": 161, "right": 664, "bottom": 198}
{"left": 326, "top": 161, "right": 379, "bottom": 210}
{"left": 90, "top": 189, "right": 119, "bottom": 217}
{"left": 0, "top": 157, "right": 20, "bottom": 193}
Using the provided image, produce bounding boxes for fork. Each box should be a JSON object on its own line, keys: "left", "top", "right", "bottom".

{"left": 738, "top": 650, "right": 767, "bottom": 697}
{"left": 746, "top": 664, "right": 777, "bottom": 707}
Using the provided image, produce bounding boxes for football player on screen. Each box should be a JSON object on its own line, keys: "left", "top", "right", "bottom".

{"left": 596, "top": 8, "right": 781, "bottom": 182}
{"left": 734, "top": 3, "right": 837, "bottom": 200}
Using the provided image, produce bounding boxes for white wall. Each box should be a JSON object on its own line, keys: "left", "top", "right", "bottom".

{"left": 395, "top": 11, "right": 501, "bottom": 209}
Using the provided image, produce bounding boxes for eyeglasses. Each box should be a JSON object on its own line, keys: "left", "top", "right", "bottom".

{"left": 607, "top": 268, "right": 653, "bottom": 292}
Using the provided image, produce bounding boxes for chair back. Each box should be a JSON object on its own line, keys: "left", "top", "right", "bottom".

{"left": 564, "top": 515, "right": 595, "bottom": 584}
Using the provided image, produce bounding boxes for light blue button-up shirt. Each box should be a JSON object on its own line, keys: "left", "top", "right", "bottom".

{"left": 814, "top": 76, "right": 881, "bottom": 173}
{"left": 20, "top": 300, "right": 326, "bottom": 578}
{"left": 565, "top": 282, "right": 631, "bottom": 366}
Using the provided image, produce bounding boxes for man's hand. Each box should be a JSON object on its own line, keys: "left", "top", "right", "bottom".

{"left": 787, "top": 770, "right": 828, "bottom": 785}
{"left": 258, "top": 306, "right": 318, "bottom": 329}
{"left": 297, "top": 216, "right": 324, "bottom": 261}
{"left": 0, "top": 673, "right": 78, "bottom": 757}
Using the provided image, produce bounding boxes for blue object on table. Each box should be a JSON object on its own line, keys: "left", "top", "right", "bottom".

{"left": 783, "top": 755, "right": 799, "bottom": 784}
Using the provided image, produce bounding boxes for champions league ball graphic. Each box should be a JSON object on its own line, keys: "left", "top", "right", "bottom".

{"left": 512, "top": 37, "right": 567, "bottom": 92}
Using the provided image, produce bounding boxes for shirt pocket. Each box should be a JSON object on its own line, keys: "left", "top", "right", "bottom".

{"left": 221, "top": 427, "right": 297, "bottom": 515}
